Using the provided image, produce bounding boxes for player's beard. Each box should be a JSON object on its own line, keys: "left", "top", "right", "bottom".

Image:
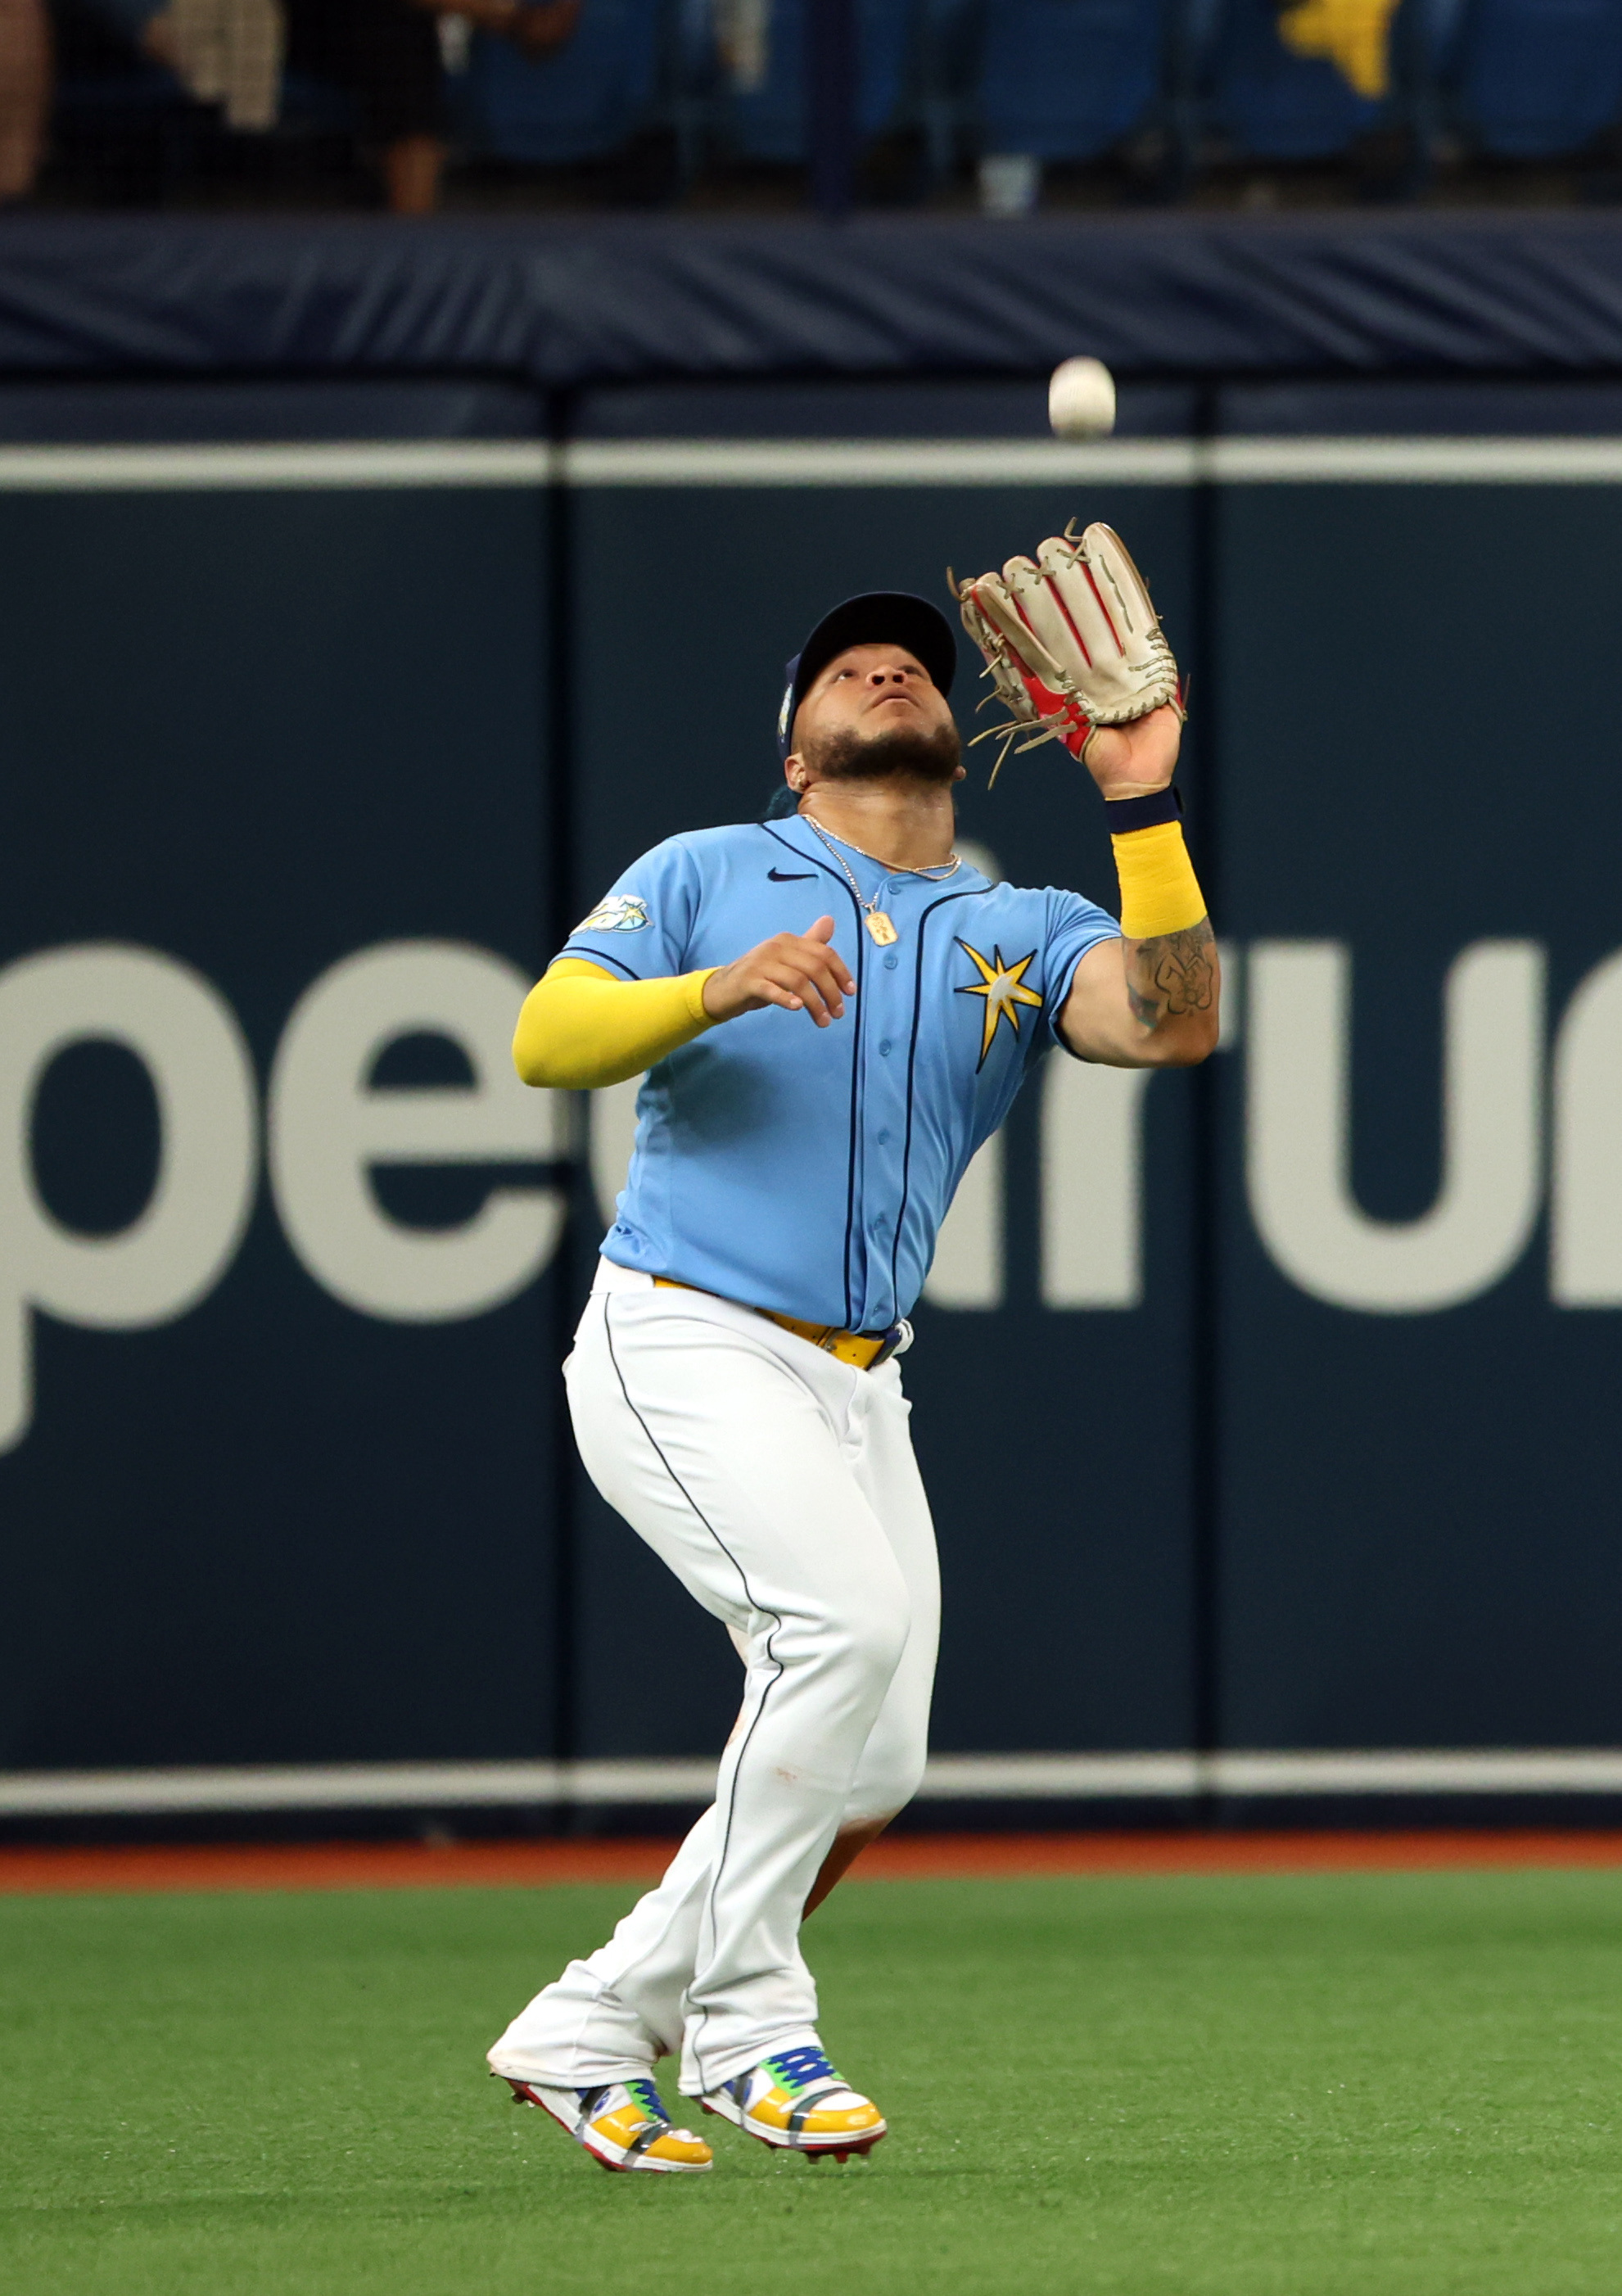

{"left": 805, "top": 716, "right": 962, "bottom": 788}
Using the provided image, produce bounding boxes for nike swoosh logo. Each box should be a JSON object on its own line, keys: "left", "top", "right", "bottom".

{"left": 768, "top": 868, "right": 817, "bottom": 881}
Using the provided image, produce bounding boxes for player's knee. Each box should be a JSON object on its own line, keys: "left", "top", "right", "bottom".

{"left": 802, "top": 1583, "right": 910, "bottom": 1689}
{"left": 834, "top": 1592, "right": 911, "bottom": 1686}
{"left": 890, "top": 1738, "right": 928, "bottom": 1811}
{"left": 846, "top": 1745, "right": 926, "bottom": 1827}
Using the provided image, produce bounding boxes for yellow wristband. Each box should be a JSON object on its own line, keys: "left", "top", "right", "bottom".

{"left": 1110, "top": 820, "right": 1208, "bottom": 939}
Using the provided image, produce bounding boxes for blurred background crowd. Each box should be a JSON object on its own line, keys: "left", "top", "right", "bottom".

{"left": 0, "top": 0, "right": 1613, "bottom": 219}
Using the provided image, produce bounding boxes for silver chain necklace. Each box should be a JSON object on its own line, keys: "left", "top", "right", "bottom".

{"left": 802, "top": 816, "right": 961, "bottom": 947}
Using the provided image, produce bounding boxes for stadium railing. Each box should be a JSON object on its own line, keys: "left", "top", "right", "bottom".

{"left": 667, "top": 0, "right": 912, "bottom": 172}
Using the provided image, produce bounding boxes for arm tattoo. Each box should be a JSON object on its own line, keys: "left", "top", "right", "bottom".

{"left": 1125, "top": 917, "right": 1215, "bottom": 1032}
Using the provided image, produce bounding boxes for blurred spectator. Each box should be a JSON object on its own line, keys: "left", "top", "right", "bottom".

{"left": 291, "top": 0, "right": 582, "bottom": 211}
{"left": 0, "top": 0, "right": 47, "bottom": 197}
{"left": 74, "top": 0, "right": 581, "bottom": 211}
{"left": 83, "top": 0, "right": 282, "bottom": 126}
{"left": 285, "top": 0, "right": 446, "bottom": 210}
{"left": 713, "top": 0, "right": 767, "bottom": 92}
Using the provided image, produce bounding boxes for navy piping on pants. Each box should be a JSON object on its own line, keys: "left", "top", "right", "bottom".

{"left": 601, "top": 1292, "right": 787, "bottom": 2094}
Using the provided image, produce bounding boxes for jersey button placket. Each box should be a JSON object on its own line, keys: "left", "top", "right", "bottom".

{"left": 861, "top": 888, "right": 911, "bottom": 1323}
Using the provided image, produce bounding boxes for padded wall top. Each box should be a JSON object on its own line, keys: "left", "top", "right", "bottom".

{"left": 4, "top": 212, "right": 1622, "bottom": 386}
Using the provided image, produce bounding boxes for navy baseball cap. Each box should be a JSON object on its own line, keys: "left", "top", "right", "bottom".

{"left": 775, "top": 591, "right": 959, "bottom": 765}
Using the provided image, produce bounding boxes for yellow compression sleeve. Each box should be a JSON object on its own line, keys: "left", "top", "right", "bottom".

{"left": 512, "top": 958, "right": 720, "bottom": 1090}
{"left": 1109, "top": 820, "right": 1209, "bottom": 940}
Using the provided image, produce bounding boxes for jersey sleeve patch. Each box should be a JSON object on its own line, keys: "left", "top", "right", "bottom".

{"left": 575, "top": 893, "right": 651, "bottom": 934}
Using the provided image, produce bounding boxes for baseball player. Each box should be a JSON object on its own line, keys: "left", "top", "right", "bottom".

{"left": 488, "top": 524, "right": 1219, "bottom": 2174}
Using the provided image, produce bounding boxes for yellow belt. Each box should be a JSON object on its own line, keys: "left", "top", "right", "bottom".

{"left": 653, "top": 1278, "right": 895, "bottom": 1370}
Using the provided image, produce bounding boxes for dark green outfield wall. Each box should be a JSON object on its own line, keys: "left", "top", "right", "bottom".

{"left": 1, "top": 375, "right": 1619, "bottom": 1786}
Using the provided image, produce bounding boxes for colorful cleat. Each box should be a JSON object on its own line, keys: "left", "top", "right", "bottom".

{"left": 503, "top": 2073, "right": 713, "bottom": 2173}
{"left": 701, "top": 2045, "right": 886, "bottom": 2159}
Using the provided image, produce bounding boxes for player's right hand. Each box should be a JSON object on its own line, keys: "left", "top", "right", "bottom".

{"left": 701, "top": 915, "right": 856, "bottom": 1028}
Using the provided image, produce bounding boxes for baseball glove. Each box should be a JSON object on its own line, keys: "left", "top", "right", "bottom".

{"left": 951, "top": 522, "right": 1182, "bottom": 786}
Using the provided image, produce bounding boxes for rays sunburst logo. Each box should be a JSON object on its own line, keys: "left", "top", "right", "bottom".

{"left": 955, "top": 939, "right": 1042, "bottom": 1069}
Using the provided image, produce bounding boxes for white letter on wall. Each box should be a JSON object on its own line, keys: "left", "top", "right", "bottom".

{"left": 1552, "top": 947, "right": 1622, "bottom": 1304}
{"left": 269, "top": 942, "right": 567, "bottom": 1320}
{"left": 0, "top": 944, "right": 258, "bottom": 1453}
{"left": 924, "top": 1133, "right": 1004, "bottom": 1308}
{"left": 1041, "top": 1056, "right": 1154, "bottom": 1308}
{"left": 1246, "top": 939, "right": 1543, "bottom": 1313}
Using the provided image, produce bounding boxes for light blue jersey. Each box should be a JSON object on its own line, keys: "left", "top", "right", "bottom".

{"left": 560, "top": 812, "right": 1121, "bottom": 1333}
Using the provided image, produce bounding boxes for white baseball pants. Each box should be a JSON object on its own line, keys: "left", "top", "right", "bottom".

{"left": 487, "top": 1258, "right": 940, "bottom": 2099}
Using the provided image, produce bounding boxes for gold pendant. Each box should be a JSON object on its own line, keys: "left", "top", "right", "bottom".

{"left": 865, "top": 911, "right": 898, "bottom": 946}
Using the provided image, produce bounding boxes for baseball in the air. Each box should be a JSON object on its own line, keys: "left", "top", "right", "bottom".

{"left": 1048, "top": 355, "right": 1117, "bottom": 438}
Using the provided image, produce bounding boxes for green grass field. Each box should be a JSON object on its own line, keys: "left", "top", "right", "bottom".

{"left": 5, "top": 1868, "right": 1622, "bottom": 2294}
